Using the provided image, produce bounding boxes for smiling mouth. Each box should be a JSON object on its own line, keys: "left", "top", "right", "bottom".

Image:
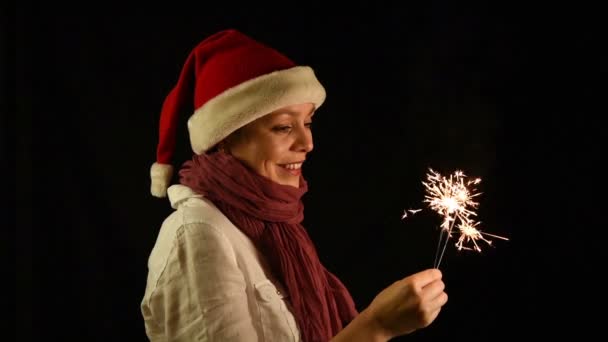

{"left": 278, "top": 162, "right": 303, "bottom": 176}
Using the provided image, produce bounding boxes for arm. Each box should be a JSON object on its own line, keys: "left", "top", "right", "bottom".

{"left": 150, "top": 222, "right": 258, "bottom": 341}
{"left": 331, "top": 269, "right": 448, "bottom": 342}
{"left": 329, "top": 307, "right": 389, "bottom": 342}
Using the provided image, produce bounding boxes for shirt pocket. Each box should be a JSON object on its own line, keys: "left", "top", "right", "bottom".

{"left": 253, "top": 279, "right": 300, "bottom": 342}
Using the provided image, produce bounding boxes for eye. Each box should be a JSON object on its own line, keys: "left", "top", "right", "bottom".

{"left": 305, "top": 122, "right": 313, "bottom": 129}
{"left": 272, "top": 125, "right": 292, "bottom": 133}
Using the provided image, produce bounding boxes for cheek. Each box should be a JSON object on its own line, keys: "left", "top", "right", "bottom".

{"left": 260, "top": 143, "right": 286, "bottom": 175}
{"left": 250, "top": 143, "right": 280, "bottom": 172}
{"left": 234, "top": 133, "right": 286, "bottom": 173}
{"left": 258, "top": 140, "right": 286, "bottom": 161}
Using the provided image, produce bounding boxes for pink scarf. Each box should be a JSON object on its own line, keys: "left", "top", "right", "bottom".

{"left": 179, "top": 152, "right": 358, "bottom": 342}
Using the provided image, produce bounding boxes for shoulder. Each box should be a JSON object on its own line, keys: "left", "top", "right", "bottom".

{"left": 162, "top": 185, "right": 257, "bottom": 253}
{"left": 145, "top": 186, "right": 239, "bottom": 273}
{"left": 153, "top": 198, "right": 234, "bottom": 259}
{"left": 163, "top": 184, "right": 231, "bottom": 228}
{"left": 145, "top": 184, "right": 263, "bottom": 280}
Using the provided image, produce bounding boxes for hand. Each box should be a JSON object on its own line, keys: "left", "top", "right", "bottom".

{"left": 363, "top": 268, "right": 448, "bottom": 339}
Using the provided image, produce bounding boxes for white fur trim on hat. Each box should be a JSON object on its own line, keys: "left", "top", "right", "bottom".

{"left": 187, "top": 66, "right": 326, "bottom": 154}
{"left": 150, "top": 162, "right": 174, "bottom": 198}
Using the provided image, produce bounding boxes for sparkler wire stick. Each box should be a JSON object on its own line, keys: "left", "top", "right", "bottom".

{"left": 435, "top": 215, "right": 457, "bottom": 268}
{"left": 433, "top": 212, "right": 453, "bottom": 268}
{"left": 433, "top": 228, "right": 445, "bottom": 268}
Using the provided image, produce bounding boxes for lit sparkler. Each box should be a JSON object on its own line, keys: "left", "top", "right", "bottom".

{"left": 403, "top": 168, "right": 508, "bottom": 268}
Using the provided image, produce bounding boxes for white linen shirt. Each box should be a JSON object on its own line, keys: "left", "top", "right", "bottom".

{"left": 141, "top": 185, "right": 301, "bottom": 341}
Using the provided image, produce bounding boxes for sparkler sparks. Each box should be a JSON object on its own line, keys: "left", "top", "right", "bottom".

{"left": 401, "top": 209, "right": 422, "bottom": 219}
{"left": 403, "top": 168, "right": 508, "bottom": 268}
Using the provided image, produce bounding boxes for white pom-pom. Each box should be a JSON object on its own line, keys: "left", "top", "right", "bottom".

{"left": 150, "top": 163, "right": 174, "bottom": 198}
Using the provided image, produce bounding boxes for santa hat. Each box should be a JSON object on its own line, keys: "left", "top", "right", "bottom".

{"left": 150, "top": 29, "right": 326, "bottom": 197}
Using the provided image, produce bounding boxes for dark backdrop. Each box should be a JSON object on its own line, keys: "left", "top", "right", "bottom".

{"left": 13, "top": 2, "right": 602, "bottom": 341}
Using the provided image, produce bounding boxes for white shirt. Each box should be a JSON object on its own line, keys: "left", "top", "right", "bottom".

{"left": 141, "top": 185, "right": 301, "bottom": 341}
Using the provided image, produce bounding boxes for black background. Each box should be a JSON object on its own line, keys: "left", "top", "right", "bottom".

{"left": 11, "top": 2, "right": 603, "bottom": 341}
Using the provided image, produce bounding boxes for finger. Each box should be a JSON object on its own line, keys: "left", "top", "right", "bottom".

{"left": 428, "top": 291, "right": 448, "bottom": 310}
{"left": 410, "top": 268, "right": 442, "bottom": 288}
{"left": 421, "top": 279, "right": 445, "bottom": 300}
{"left": 423, "top": 307, "right": 442, "bottom": 328}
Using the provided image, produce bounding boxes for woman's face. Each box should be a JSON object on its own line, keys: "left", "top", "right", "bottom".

{"left": 224, "top": 102, "right": 315, "bottom": 188}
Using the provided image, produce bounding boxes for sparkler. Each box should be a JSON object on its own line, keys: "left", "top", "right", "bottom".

{"left": 402, "top": 168, "right": 508, "bottom": 269}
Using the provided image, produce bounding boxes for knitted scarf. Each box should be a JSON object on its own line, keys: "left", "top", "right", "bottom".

{"left": 179, "top": 152, "right": 358, "bottom": 342}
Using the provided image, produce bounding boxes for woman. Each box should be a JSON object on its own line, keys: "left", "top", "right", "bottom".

{"left": 142, "top": 29, "right": 447, "bottom": 342}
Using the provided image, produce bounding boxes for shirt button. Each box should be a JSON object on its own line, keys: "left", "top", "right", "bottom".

{"left": 259, "top": 287, "right": 274, "bottom": 302}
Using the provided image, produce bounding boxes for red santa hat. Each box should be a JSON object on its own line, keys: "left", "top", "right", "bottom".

{"left": 150, "top": 29, "right": 326, "bottom": 197}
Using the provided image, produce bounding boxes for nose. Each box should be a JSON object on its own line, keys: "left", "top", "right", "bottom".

{"left": 294, "top": 126, "right": 313, "bottom": 153}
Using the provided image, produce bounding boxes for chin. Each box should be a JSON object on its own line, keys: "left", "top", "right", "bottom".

{"left": 276, "top": 178, "right": 300, "bottom": 188}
